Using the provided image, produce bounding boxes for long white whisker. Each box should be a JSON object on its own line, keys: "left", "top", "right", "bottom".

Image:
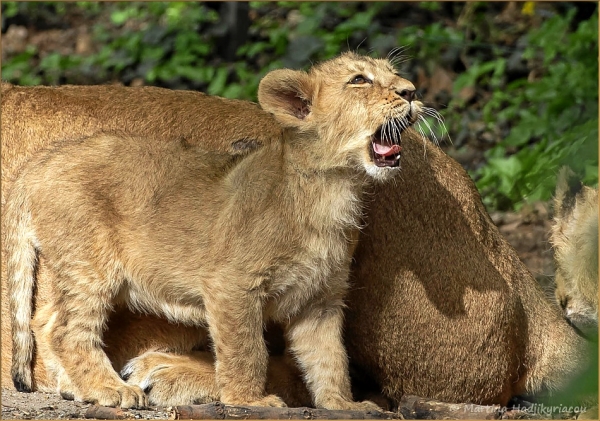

{"left": 415, "top": 120, "right": 428, "bottom": 156}
{"left": 388, "top": 46, "right": 411, "bottom": 70}
{"left": 401, "top": 116, "right": 411, "bottom": 134}
{"left": 356, "top": 37, "right": 368, "bottom": 52}
{"left": 440, "top": 121, "right": 451, "bottom": 144}
{"left": 382, "top": 120, "right": 389, "bottom": 144}
{"left": 421, "top": 108, "right": 445, "bottom": 127}
{"left": 416, "top": 122, "right": 427, "bottom": 141}
{"left": 390, "top": 56, "right": 409, "bottom": 66}
{"left": 392, "top": 120, "right": 399, "bottom": 143}
{"left": 387, "top": 47, "right": 400, "bottom": 59}
{"left": 421, "top": 107, "right": 451, "bottom": 144}
{"left": 388, "top": 46, "right": 405, "bottom": 59}
{"left": 422, "top": 116, "right": 439, "bottom": 144}
{"left": 391, "top": 118, "right": 400, "bottom": 140}
{"left": 421, "top": 107, "right": 440, "bottom": 118}
{"left": 419, "top": 115, "right": 438, "bottom": 145}
{"left": 396, "top": 118, "right": 406, "bottom": 142}
{"left": 394, "top": 46, "right": 408, "bottom": 57}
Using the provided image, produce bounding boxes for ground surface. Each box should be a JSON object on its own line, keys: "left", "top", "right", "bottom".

{"left": 1, "top": 204, "right": 560, "bottom": 420}
{"left": 1, "top": 388, "right": 171, "bottom": 420}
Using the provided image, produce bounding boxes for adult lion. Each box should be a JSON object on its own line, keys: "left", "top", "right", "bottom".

{"left": 0, "top": 54, "right": 590, "bottom": 409}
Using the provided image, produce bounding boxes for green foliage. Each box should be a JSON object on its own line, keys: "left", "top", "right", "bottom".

{"left": 1, "top": 45, "right": 42, "bottom": 85}
{"left": 451, "top": 7, "right": 598, "bottom": 210}
{"left": 1, "top": 2, "right": 597, "bottom": 210}
{"left": 394, "top": 21, "right": 464, "bottom": 70}
{"left": 87, "top": 2, "right": 223, "bottom": 90}
{"left": 0, "top": 2, "right": 448, "bottom": 99}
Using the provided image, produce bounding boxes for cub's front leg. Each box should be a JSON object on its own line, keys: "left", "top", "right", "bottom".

{"left": 286, "top": 296, "right": 381, "bottom": 411}
{"left": 205, "top": 286, "right": 286, "bottom": 407}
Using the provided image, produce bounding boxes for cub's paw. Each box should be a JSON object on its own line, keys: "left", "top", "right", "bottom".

{"left": 81, "top": 383, "right": 147, "bottom": 409}
{"left": 350, "top": 400, "right": 383, "bottom": 412}
{"left": 56, "top": 370, "right": 78, "bottom": 401}
{"left": 121, "top": 351, "right": 219, "bottom": 406}
{"left": 11, "top": 368, "right": 33, "bottom": 393}
{"left": 318, "top": 396, "right": 382, "bottom": 412}
{"left": 244, "top": 394, "right": 287, "bottom": 408}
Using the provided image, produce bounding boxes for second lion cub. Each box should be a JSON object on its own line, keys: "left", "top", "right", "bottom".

{"left": 6, "top": 53, "right": 422, "bottom": 409}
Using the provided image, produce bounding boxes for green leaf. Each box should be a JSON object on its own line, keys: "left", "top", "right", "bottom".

{"left": 207, "top": 67, "right": 229, "bottom": 96}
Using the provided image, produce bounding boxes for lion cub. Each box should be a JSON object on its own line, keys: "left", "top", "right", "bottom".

{"left": 550, "top": 167, "right": 598, "bottom": 335}
{"left": 6, "top": 53, "right": 421, "bottom": 409}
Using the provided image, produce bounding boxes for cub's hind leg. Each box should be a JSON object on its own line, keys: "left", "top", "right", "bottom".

{"left": 122, "top": 351, "right": 312, "bottom": 407}
{"left": 103, "top": 309, "right": 211, "bottom": 372}
{"left": 47, "top": 263, "right": 146, "bottom": 408}
{"left": 122, "top": 351, "right": 219, "bottom": 406}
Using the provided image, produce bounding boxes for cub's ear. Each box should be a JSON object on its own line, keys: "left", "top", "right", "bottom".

{"left": 258, "top": 69, "right": 314, "bottom": 128}
{"left": 554, "top": 166, "right": 582, "bottom": 219}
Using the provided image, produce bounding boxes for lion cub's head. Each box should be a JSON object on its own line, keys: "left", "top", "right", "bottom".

{"left": 258, "top": 52, "right": 423, "bottom": 180}
{"left": 551, "top": 167, "right": 598, "bottom": 336}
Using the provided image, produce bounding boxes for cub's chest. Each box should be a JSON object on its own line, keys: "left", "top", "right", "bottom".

{"left": 261, "top": 229, "right": 357, "bottom": 320}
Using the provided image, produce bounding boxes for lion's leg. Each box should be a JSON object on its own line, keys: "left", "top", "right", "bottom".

{"left": 31, "top": 305, "right": 77, "bottom": 398}
{"left": 48, "top": 266, "right": 146, "bottom": 408}
{"left": 204, "top": 287, "right": 285, "bottom": 408}
{"left": 122, "top": 350, "right": 314, "bottom": 408}
{"left": 122, "top": 351, "right": 219, "bottom": 406}
{"left": 286, "top": 298, "right": 380, "bottom": 411}
{"left": 104, "top": 309, "right": 210, "bottom": 372}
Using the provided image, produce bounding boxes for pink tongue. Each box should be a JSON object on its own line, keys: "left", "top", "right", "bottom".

{"left": 373, "top": 143, "right": 401, "bottom": 156}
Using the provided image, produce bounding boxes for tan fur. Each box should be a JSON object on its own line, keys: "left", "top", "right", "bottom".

{"left": 3, "top": 53, "right": 419, "bottom": 409}
{"left": 550, "top": 167, "right": 598, "bottom": 334}
{"left": 121, "top": 351, "right": 311, "bottom": 408}
{"left": 1, "top": 53, "right": 590, "bottom": 409}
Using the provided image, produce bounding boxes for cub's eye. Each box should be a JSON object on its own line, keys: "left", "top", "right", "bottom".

{"left": 349, "top": 75, "right": 371, "bottom": 85}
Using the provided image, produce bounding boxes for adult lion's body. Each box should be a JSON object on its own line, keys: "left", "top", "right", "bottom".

{"left": 1, "top": 73, "right": 588, "bottom": 408}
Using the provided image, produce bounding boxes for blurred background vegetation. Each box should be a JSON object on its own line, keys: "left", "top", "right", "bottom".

{"left": 2, "top": 1, "right": 597, "bottom": 211}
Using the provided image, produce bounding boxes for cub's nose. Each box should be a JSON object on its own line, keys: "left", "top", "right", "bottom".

{"left": 397, "top": 88, "right": 416, "bottom": 102}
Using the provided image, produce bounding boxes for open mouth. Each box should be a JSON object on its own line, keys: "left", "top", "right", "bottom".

{"left": 370, "top": 125, "right": 402, "bottom": 168}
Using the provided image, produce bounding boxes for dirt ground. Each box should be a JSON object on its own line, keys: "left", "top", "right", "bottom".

{"left": 1, "top": 388, "right": 171, "bottom": 420}
{"left": 1, "top": 204, "right": 561, "bottom": 420}
{"left": 490, "top": 201, "right": 556, "bottom": 293}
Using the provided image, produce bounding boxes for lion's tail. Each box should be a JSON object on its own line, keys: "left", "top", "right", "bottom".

{"left": 4, "top": 177, "right": 39, "bottom": 392}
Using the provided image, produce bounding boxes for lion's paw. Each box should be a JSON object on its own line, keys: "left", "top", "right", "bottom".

{"left": 121, "top": 351, "right": 219, "bottom": 406}
{"left": 243, "top": 394, "right": 287, "bottom": 408}
{"left": 80, "top": 383, "right": 147, "bottom": 409}
{"left": 318, "top": 396, "right": 382, "bottom": 412}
